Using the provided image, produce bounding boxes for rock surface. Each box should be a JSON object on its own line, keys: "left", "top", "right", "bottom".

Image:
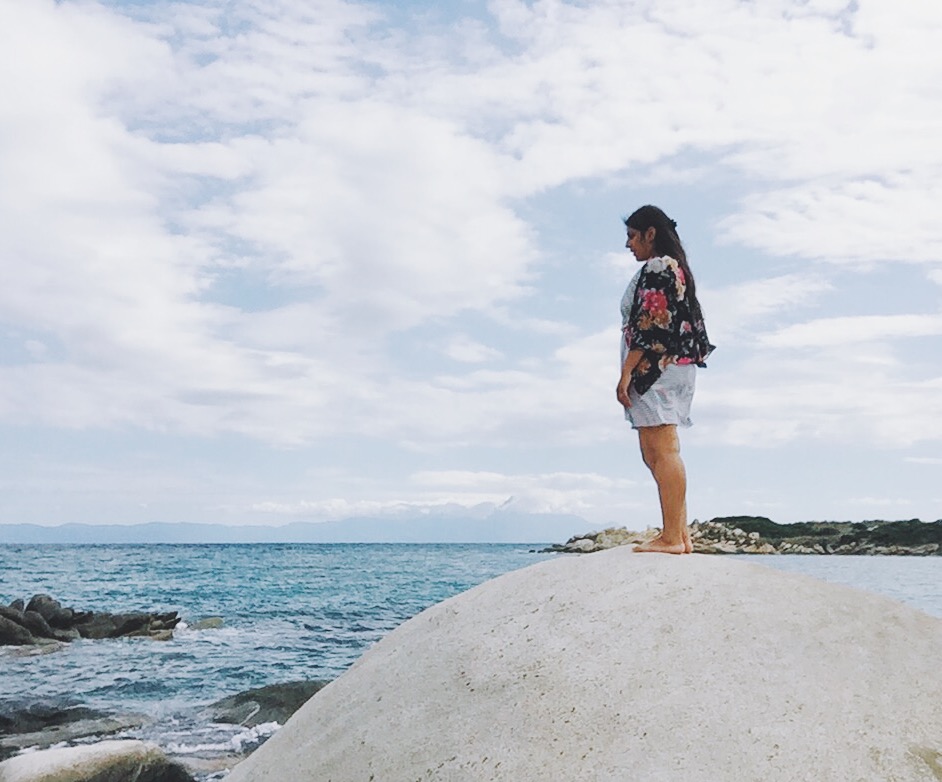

{"left": 545, "top": 517, "right": 942, "bottom": 555}
{"left": 207, "top": 680, "right": 329, "bottom": 727}
{"left": 189, "top": 616, "right": 224, "bottom": 631}
{"left": 0, "top": 595, "right": 180, "bottom": 646}
{"left": 0, "top": 701, "right": 150, "bottom": 761}
{"left": 0, "top": 714, "right": 148, "bottom": 760}
{"left": 225, "top": 549, "right": 942, "bottom": 782}
{"left": 0, "top": 702, "right": 106, "bottom": 739}
{"left": 0, "top": 739, "right": 194, "bottom": 782}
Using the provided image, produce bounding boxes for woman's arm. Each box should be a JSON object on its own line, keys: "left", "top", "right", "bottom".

{"left": 616, "top": 348, "right": 644, "bottom": 408}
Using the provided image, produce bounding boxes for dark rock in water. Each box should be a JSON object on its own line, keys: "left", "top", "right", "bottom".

{"left": 0, "top": 614, "right": 35, "bottom": 646}
{"left": 8, "top": 599, "right": 25, "bottom": 612}
{"left": 19, "top": 609, "right": 56, "bottom": 639}
{"left": 0, "top": 594, "right": 181, "bottom": 646}
{"left": 26, "top": 594, "right": 77, "bottom": 629}
{"left": 75, "top": 609, "right": 180, "bottom": 639}
{"left": 0, "top": 604, "right": 25, "bottom": 624}
{"left": 19, "top": 610, "right": 76, "bottom": 642}
{"left": 208, "top": 680, "right": 329, "bottom": 727}
{"left": 74, "top": 612, "right": 147, "bottom": 639}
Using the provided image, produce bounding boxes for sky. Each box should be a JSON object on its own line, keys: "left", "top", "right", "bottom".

{"left": 1, "top": 0, "right": 940, "bottom": 532}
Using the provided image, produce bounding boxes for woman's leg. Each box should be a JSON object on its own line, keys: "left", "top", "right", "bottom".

{"left": 633, "top": 424, "right": 690, "bottom": 554}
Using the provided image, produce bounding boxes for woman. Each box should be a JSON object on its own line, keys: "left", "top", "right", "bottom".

{"left": 616, "top": 205, "right": 714, "bottom": 554}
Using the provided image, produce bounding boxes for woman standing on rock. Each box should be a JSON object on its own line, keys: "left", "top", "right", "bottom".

{"left": 617, "top": 205, "right": 714, "bottom": 554}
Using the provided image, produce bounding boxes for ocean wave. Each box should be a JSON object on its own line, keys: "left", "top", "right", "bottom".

{"left": 165, "top": 722, "right": 281, "bottom": 755}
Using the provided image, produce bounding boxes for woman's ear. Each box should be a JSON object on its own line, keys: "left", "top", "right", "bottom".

{"left": 645, "top": 227, "right": 656, "bottom": 244}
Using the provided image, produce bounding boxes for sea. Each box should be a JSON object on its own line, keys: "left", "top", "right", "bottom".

{"left": 1, "top": 543, "right": 940, "bottom": 779}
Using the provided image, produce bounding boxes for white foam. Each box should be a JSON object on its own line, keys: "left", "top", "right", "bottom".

{"left": 165, "top": 722, "right": 281, "bottom": 755}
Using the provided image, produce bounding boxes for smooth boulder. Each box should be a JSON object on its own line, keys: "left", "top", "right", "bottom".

{"left": 0, "top": 740, "right": 194, "bottom": 782}
{"left": 225, "top": 549, "right": 942, "bottom": 782}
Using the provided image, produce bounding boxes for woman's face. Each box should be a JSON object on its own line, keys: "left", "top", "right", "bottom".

{"left": 626, "top": 226, "right": 656, "bottom": 262}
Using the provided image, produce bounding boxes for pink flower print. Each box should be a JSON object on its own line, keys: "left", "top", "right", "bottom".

{"left": 673, "top": 264, "right": 686, "bottom": 299}
{"left": 641, "top": 289, "right": 668, "bottom": 314}
{"left": 680, "top": 320, "right": 692, "bottom": 333}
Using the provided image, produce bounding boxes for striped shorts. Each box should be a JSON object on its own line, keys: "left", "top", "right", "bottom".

{"left": 625, "top": 363, "right": 696, "bottom": 429}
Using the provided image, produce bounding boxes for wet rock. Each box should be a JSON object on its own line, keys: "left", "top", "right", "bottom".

{"left": 74, "top": 612, "right": 148, "bottom": 639}
{"left": 0, "top": 739, "right": 195, "bottom": 782}
{"left": 208, "top": 680, "right": 329, "bottom": 727}
{"left": 0, "top": 605, "right": 25, "bottom": 624}
{"left": 0, "top": 714, "right": 149, "bottom": 758}
{"left": 18, "top": 610, "right": 57, "bottom": 639}
{"left": 0, "top": 595, "right": 181, "bottom": 646}
{"left": 141, "top": 629, "right": 174, "bottom": 641}
{"left": 0, "top": 701, "right": 106, "bottom": 737}
{"left": 17, "top": 611, "right": 77, "bottom": 643}
{"left": 25, "top": 594, "right": 78, "bottom": 629}
{"left": 190, "top": 616, "right": 224, "bottom": 630}
{"left": 0, "top": 702, "right": 149, "bottom": 761}
{"left": 0, "top": 615, "right": 35, "bottom": 646}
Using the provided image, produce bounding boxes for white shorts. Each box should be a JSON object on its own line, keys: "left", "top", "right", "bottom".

{"left": 625, "top": 364, "right": 696, "bottom": 429}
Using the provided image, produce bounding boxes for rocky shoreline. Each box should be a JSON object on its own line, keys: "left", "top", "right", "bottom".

{"left": 0, "top": 590, "right": 327, "bottom": 780}
{"left": 0, "top": 680, "right": 328, "bottom": 781}
{"left": 544, "top": 517, "right": 942, "bottom": 555}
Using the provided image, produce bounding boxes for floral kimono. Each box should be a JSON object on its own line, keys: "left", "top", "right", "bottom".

{"left": 621, "top": 255, "right": 715, "bottom": 396}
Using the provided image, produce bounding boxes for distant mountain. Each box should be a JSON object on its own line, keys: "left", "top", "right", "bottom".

{"left": 0, "top": 512, "right": 596, "bottom": 545}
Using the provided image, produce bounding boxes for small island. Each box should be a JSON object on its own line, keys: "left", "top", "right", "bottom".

{"left": 545, "top": 516, "right": 942, "bottom": 555}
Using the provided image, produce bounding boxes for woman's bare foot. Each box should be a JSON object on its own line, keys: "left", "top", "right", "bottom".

{"left": 633, "top": 535, "right": 686, "bottom": 554}
{"left": 683, "top": 528, "right": 693, "bottom": 554}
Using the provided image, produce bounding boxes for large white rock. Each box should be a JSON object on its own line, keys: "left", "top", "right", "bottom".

{"left": 0, "top": 739, "right": 189, "bottom": 782}
{"left": 227, "top": 550, "right": 942, "bottom": 782}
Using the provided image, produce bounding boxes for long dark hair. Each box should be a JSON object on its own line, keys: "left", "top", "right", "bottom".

{"left": 624, "top": 204, "right": 699, "bottom": 305}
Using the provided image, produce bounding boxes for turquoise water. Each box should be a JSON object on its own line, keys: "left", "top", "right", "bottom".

{"left": 0, "top": 543, "right": 555, "bottom": 776}
{"left": 0, "top": 544, "right": 554, "bottom": 703}
{"left": 1, "top": 544, "right": 939, "bottom": 778}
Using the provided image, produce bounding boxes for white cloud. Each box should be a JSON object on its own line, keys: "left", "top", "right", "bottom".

{"left": 441, "top": 335, "right": 504, "bottom": 363}
{"left": 251, "top": 469, "right": 641, "bottom": 520}
{"left": 4, "top": 0, "right": 940, "bottom": 445}
{"left": 2, "top": 0, "right": 942, "bottom": 528}
{"left": 695, "top": 355, "right": 942, "bottom": 448}
{"left": 719, "top": 176, "right": 942, "bottom": 265}
{"left": 758, "top": 314, "right": 942, "bottom": 349}
{"left": 701, "top": 274, "right": 833, "bottom": 344}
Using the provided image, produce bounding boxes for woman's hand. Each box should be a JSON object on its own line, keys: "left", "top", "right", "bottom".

{"left": 618, "top": 350, "right": 642, "bottom": 408}
{"left": 616, "top": 374, "right": 632, "bottom": 408}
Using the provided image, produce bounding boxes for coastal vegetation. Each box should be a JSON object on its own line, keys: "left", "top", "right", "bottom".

{"left": 546, "top": 517, "right": 942, "bottom": 555}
